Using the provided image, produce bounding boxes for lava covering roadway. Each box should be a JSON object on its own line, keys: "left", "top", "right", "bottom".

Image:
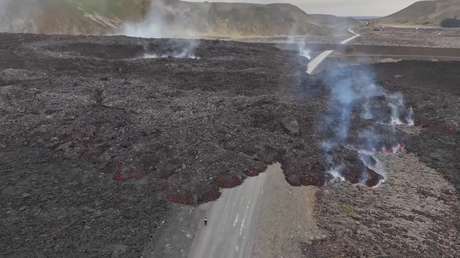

{"left": 0, "top": 33, "right": 459, "bottom": 257}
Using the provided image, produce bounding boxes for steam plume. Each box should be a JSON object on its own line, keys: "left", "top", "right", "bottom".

{"left": 119, "top": 0, "right": 200, "bottom": 59}
{"left": 319, "top": 65, "right": 414, "bottom": 185}
{"left": 298, "top": 41, "right": 312, "bottom": 60}
{"left": 0, "top": 0, "right": 38, "bottom": 33}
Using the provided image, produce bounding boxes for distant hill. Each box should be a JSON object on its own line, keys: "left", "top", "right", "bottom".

{"left": 121, "top": 0, "right": 339, "bottom": 38}
{"left": 0, "top": 0, "right": 354, "bottom": 37}
{"left": 378, "top": 0, "right": 460, "bottom": 27}
{"left": 309, "top": 14, "right": 358, "bottom": 32}
{"left": 202, "top": 2, "right": 329, "bottom": 36}
{"left": 0, "top": 0, "right": 147, "bottom": 35}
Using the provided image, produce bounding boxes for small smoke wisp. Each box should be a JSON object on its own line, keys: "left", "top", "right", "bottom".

{"left": 0, "top": 0, "right": 40, "bottom": 33}
{"left": 142, "top": 40, "right": 200, "bottom": 60}
{"left": 288, "top": 36, "right": 311, "bottom": 60}
{"left": 297, "top": 41, "right": 311, "bottom": 60}
{"left": 119, "top": 0, "right": 200, "bottom": 59}
{"left": 320, "top": 66, "right": 414, "bottom": 186}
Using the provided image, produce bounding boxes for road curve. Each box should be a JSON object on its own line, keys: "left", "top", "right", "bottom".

{"left": 306, "top": 50, "right": 334, "bottom": 74}
{"left": 307, "top": 28, "right": 360, "bottom": 75}
{"left": 340, "top": 28, "right": 361, "bottom": 45}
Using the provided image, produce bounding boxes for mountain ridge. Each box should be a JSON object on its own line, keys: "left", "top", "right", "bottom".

{"left": 378, "top": 0, "right": 460, "bottom": 27}
{"left": 0, "top": 0, "right": 355, "bottom": 37}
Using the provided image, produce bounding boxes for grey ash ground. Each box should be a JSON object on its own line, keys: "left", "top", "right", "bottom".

{"left": 0, "top": 32, "right": 459, "bottom": 257}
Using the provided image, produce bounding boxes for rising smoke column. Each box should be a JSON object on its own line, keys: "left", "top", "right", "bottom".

{"left": 287, "top": 33, "right": 312, "bottom": 61}
{"left": 297, "top": 40, "right": 312, "bottom": 60}
{"left": 319, "top": 65, "right": 414, "bottom": 186}
{"left": 0, "top": 0, "right": 41, "bottom": 33}
{"left": 119, "top": 0, "right": 200, "bottom": 59}
{"left": 0, "top": 0, "right": 7, "bottom": 20}
{"left": 0, "top": 0, "right": 15, "bottom": 32}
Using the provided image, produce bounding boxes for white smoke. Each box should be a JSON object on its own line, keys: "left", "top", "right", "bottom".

{"left": 141, "top": 39, "right": 200, "bottom": 59}
{"left": 327, "top": 167, "right": 346, "bottom": 183}
{"left": 0, "top": 0, "right": 7, "bottom": 16}
{"left": 322, "top": 69, "right": 383, "bottom": 148}
{"left": 388, "top": 92, "right": 405, "bottom": 125}
{"left": 0, "top": 0, "right": 11, "bottom": 27}
{"left": 361, "top": 101, "right": 375, "bottom": 120}
{"left": 119, "top": 0, "right": 200, "bottom": 59}
{"left": 320, "top": 66, "right": 414, "bottom": 185}
{"left": 297, "top": 41, "right": 311, "bottom": 60}
{"left": 358, "top": 150, "right": 385, "bottom": 188}
{"left": 0, "top": 0, "right": 39, "bottom": 33}
{"left": 407, "top": 107, "right": 415, "bottom": 126}
{"left": 287, "top": 35, "right": 312, "bottom": 60}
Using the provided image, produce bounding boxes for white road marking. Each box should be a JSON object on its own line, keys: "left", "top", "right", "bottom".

{"left": 306, "top": 50, "right": 334, "bottom": 74}
{"left": 233, "top": 213, "right": 239, "bottom": 227}
{"left": 306, "top": 28, "right": 361, "bottom": 75}
{"left": 340, "top": 28, "right": 361, "bottom": 45}
{"left": 188, "top": 168, "right": 269, "bottom": 258}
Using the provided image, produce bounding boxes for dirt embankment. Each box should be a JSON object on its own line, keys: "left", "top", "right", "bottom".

{"left": 355, "top": 27, "right": 460, "bottom": 49}
{"left": 307, "top": 153, "right": 459, "bottom": 257}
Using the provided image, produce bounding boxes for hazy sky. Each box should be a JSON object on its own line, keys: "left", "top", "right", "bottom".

{"left": 188, "top": 0, "right": 420, "bottom": 16}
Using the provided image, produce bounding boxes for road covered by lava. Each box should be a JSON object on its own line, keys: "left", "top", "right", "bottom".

{"left": 0, "top": 32, "right": 459, "bottom": 257}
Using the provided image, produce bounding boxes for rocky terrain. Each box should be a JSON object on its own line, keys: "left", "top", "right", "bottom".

{"left": 0, "top": 30, "right": 459, "bottom": 257}
{"left": 303, "top": 59, "right": 460, "bottom": 257}
{"left": 0, "top": 32, "right": 315, "bottom": 257}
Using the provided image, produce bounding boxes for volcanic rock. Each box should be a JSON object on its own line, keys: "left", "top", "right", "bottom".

{"left": 216, "top": 175, "right": 243, "bottom": 189}
{"left": 281, "top": 117, "right": 300, "bottom": 136}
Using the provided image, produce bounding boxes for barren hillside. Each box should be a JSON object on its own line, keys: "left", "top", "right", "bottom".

{"left": 0, "top": 0, "right": 148, "bottom": 35}
{"left": 379, "top": 0, "right": 460, "bottom": 27}
{"left": 0, "top": 0, "right": 355, "bottom": 37}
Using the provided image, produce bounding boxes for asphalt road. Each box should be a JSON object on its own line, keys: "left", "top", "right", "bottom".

{"left": 188, "top": 168, "right": 268, "bottom": 258}
{"left": 340, "top": 28, "right": 361, "bottom": 45}
{"left": 307, "top": 28, "right": 360, "bottom": 74}
{"left": 306, "top": 50, "right": 334, "bottom": 74}
{"left": 186, "top": 163, "right": 321, "bottom": 258}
